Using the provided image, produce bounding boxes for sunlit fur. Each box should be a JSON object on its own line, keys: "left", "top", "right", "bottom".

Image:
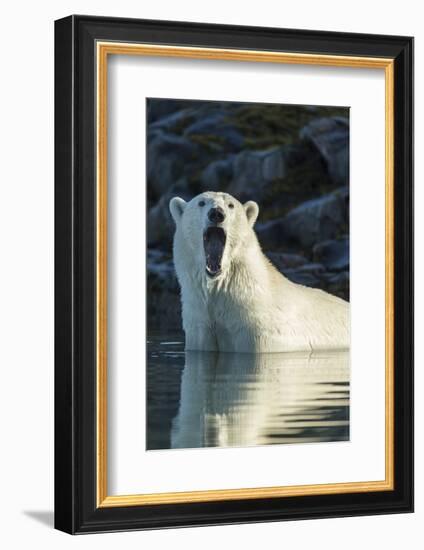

{"left": 169, "top": 191, "right": 350, "bottom": 353}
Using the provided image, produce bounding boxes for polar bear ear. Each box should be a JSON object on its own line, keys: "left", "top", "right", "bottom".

{"left": 169, "top": 197, "right": 187, "bottom": 224}
{"left": 244, "top": 201, "right": 259, "bottom": 227}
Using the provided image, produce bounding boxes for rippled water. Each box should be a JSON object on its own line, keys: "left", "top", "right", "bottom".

{"left": 147, "top": 331, "right": 350, "bottom": 450}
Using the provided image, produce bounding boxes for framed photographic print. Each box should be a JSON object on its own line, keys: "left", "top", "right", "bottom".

{"left": 54, "top": 15, "right": 414, "bottom": 534}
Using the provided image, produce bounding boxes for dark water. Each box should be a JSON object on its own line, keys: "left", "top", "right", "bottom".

{"left": 147, "top": 331, "right": 350, "bottom": 451}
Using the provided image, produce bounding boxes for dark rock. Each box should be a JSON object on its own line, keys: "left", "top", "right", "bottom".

{"left": 300, "top": 117, "right": 349, "bottom": 186}
{"left": 283, "top": 263, "right": 326, "bottom": 286}
{"left": 320, "top": 271, "right": 349, "bottom": 301}
{"left": 147, "top": 99, "right": 199, "bottom": 123}
{"left": 288, "top": 263, "right": 326, "bottom": 274}
{"left": 147, "top": 132, "right": 200, "bottom": 197}
{"left": 199, "top": 156, "right": 234, "bottom": 191}
{"left": 229, "top": 150, "right": 269, "bottom": 200}
{"left": 256, "top": 187, "right": 348, "bottom": 251}
{"left": 256, "top": 218, "right": 286, "bottom": 251}
{"left": 147, "top": 249, "right": 178, "bottom": 290}
{"left": 147, "top": 179, "right": 192, "bottom": 249}
{"left": 184, "top": 112, "right": 245, "bottom": 151}
{"left": 260, "top": 186, "right": 348, "bottom": 250}
{"left": 313, "top": 237, "right": 349, "bottom": 271}
{"left": 262, "top": 148, "right": 288, "bottom": 182}
{"left": 149, "top": 108, "right": 196, "bottom": 134}
{"left": 147, "top": 249, "right": 181, "bottom": 329}
{"left": 266, "top": 252, "right": 308, "bottom": 271}
{"left": 283, "top": 186, "right": 348, "bottom": 248}
{"left": 228, "top": 147, "right": 288, "bottom": 202}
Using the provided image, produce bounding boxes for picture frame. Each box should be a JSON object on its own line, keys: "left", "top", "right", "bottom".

{"left": 54, "top": 14, "right": 414, "bottom": 534}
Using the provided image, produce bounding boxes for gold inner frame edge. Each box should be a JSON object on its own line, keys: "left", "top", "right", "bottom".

{"left": 96, "top": 42, "right": 395, "bottom": 508}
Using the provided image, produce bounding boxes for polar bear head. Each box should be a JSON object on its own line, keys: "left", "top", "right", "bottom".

{"left": 169, "top": 191, "right": 259, "bottom": 279}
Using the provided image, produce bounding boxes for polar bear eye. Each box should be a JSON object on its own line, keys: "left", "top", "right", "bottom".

{"left": 198, "top": 200, "right": 205, "bottom": 207}
{"left": 228, "top": 203, "right": 234, "bottom": 209}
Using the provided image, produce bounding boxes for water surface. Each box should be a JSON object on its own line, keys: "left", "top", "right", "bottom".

{"left": 147, "top": 331, "right": 349, "bottom": 450}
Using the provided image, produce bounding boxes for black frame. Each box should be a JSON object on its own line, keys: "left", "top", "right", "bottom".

{"left": 55, "top": 15, "right": 414, "bottom": 534}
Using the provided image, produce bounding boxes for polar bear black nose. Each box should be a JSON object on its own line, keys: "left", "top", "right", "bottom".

{"left": 208, "top": 207, "right": 225, "bottom": 224}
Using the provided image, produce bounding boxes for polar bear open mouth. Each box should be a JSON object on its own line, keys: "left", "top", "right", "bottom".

{"left": 203, "top": 227, "right": 226, "bottom": 277}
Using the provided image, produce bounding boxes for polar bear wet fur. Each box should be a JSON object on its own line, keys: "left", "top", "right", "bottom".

{"left": 169, "top": 191, "right": 349, "bottom": 353}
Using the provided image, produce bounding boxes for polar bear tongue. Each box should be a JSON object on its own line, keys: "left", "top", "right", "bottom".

{"left": 204, "top": 227, "right": 226, "bottom": 277}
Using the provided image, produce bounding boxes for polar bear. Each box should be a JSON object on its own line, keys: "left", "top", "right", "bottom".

{"left": 169, "top": 191, "right": 349, "bottom": 353}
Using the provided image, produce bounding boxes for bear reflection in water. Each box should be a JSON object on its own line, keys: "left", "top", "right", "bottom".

{"left": 147, "top": 340, "right": 349, "bottom": 450}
